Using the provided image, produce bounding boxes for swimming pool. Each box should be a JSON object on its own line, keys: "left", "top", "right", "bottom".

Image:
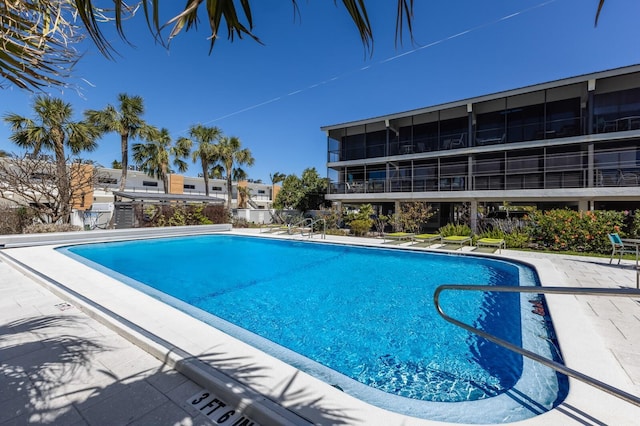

{"left": 60, "top": 234, "right": 567, "bottom": 423}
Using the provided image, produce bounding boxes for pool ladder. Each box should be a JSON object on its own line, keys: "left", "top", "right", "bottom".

{"left": 288, "top": 218, "right": 326, "bottom": 239}
{"left": 434, "top": 285, "right": 640, "bottom": 407}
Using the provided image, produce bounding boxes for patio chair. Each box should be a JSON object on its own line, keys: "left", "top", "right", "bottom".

{"left": 476, "top": 238, "right": 506, "bottom": 253}
{"left": 383, "top": 232, "right": 415, "bottom": 243}
{"left": 440, "top": 235, "right": 472, "bottom": 250}
{"left": 608, "top": 233, "right": 637, "bottom": 264}
{"left": 411, "top": 233, "right": 442, "bottom": 246}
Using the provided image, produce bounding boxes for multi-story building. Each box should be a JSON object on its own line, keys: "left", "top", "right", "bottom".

{"left": 321, "top": 64, "right": 640, "bottom": 230}
{"left": 0, "top": 159, "right": 279, "bottom": 229}
{"left": 92, "top": 168, "right": 275, "bottom": 210}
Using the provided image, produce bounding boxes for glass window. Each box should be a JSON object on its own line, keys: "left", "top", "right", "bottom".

{"left": 546, "top": 98, "right": 581, "bottom": 138}
{"left": 507, "top": 104, "right": 544, "bottom": 142}
{"left": 413, "top": 122, "right": 438, "bottom": 152}
{"left": 476, "top": 111, "right": 504, "bottom": 144}
{"left": 594, "top": 88, "right": 640, "bottom": 133}
{"left": 440, "top": 117, "right": 467, "bottom": 150}
{"left": 142, "top": 181, "right": 158, "bottom": 187}
{"left": 343, "top": 133, "right": 366, "bottom": 161}
{"left": 98, "top": 177, "right": 118, "bottom": 184}
{"left": 366, "top": 130, "right": 386, "bottom": 158}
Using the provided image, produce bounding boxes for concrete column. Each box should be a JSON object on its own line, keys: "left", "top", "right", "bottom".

{"left": 578, "top": 200, "right": 589, "bottom": 212}
{"left": 588, "top": 79, "right": 596, "bottom": 134}
{"left": 588, "top": 143, "right": 595, "bottom": 188}
{"left": 467, "top": 103, "right": 473, "bottom": 146}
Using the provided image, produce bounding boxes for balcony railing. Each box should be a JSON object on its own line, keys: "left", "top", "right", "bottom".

{"left": 329, "top": 149, "right": 640, "bottom": 194}
{"left": 327, "top": 112, "right": 640, "bottom": 164}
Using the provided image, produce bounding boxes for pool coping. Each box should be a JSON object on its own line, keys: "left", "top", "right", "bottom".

{"left": 1, "top": 227, "right": 638, "bottom": 425}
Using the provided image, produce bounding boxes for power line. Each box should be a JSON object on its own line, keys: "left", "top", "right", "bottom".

{"left": 194, "top": 0, "right": 558, "bottom": 128}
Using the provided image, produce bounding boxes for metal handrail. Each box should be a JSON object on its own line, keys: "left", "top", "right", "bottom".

{"left": 305, "top": 218, "right": 326, "bottom": 239}
{"left": 433, "top": 284, "right": 640, "bottom": 407}
{"left": 288, "top": 218, "right": 326, "bottom": 239}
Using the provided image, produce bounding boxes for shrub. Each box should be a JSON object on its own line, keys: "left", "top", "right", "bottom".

{"left": 526, "top": 209, "right": 625, "bottom": 253}
{"left": 349, "top": 219, "right": 372, "bottom": 236}
{"left": 439, "top": 223, "right": 472, "bottom": 237}
{"left": 134, "top": 204, "right": 227, "bottom": 227}
{"left": 504, "top": 230, "right": 530, "bottom": 249}
{"left": 23, "top": 223, "right": 82, "bottom": 233}
{"left": 630, "top": 210, "right": 640, "bottom": 238}
{"left": 232, "top": 218, "right": 250, "bottom": 228}
{"left": 344, "top": 204, "right": 374, "bottom": 236}
{"left": 394, "top": 202, "right": 434, "bottom": 233}
{"left": 0, "top": 205, "right": 36, "bottom": 234}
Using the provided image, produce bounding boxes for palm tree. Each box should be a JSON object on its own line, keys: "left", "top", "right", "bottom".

{"left": 236, "top": 185, "right": 253, "bottom": 209}
{"left": 3, "top": 95, "right": 99, "bottom": 223}
{"left": 1, "top": 1, "right": 83, "bottom": 91}
{"left": 132, "top": 128, "right": 191, "bottom": 194}
{"left": 270, "top": 172, "right": 286, "bottom": 184}
{"left": 178, "top": 125, "right": 223, "bottom": 197}
{"left": 211, "top": 136, "right": 255, "bottom": 214}
{"left": 85, "top": 94, "right": 154, "bottom": 192}
{"left": 269, "top": 171, "right": 286, "bottom": 204}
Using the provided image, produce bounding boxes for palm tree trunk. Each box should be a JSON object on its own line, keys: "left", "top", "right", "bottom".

{"left": 202, "top": 158, "right": 210, "bottom": 197}
{"left": 162, "top": 163, "right": 169, "bottom": 194}
{"left": 226, "top": 173, "right": 233, "bottom": 216}
{"left": 119, "top": 133, "right": 128, "bottom": 192}
{"left": 52, "top": 130, "right": 70, "bottom": 224}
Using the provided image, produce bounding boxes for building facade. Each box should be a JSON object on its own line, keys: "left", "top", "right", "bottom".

{"left": 321, "top": 64, "right": 640, "bottom": 230}
{"left": 92, "top": 168, "right": 276, "bottom": 210}
{"left": 0, "top": 158, "right": 279, "bottom": 229}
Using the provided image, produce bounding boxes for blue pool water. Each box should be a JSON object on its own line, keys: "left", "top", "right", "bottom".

{"left": 60, "top": 235, "right": 567, "bottom": 423}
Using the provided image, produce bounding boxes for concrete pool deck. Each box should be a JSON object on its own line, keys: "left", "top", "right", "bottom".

{"left": 0, "top": 227, "right": 639, "bottom": 425}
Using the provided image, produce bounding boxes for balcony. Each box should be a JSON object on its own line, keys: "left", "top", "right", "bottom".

{"left": 329, "top": 148, "right": 640, "bottom": 196}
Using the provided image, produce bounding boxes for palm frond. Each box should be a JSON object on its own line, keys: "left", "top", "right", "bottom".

{"left": 0, "top": 1, "right": 82, "bottom": 90}
{"left": 595, "top": 0, "right": 606, "bottom": 26}
{"left": 395, "top": 0, "right": 414, "bottom": 47}
{"left": 339, "top": 0, "right": 373, "bottom": 53}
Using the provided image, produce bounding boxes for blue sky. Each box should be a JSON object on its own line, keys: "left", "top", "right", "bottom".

{"left": 1, "top": 0, "right": 639, "bottom": 183}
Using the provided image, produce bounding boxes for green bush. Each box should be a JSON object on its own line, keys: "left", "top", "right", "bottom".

{"left": 344, "top": 204, "right": 374, "bottom": 236}
{"left": 504, "top": 231, "right": 530, "bottom": 249}
{"left": 476, "top": 228, "right": 529, "bottom": 249}
{"left": 0, "top": 205, "right": 36, "bottom": 234}
{"left": 439, "top": 223, "right": 472, "bottom": 237}
{"left": 630, "top": 209, "right": 640, "bottom": 238}
{"left": 526, "top": 209, "right": 625, "bottom": 253}
{"left": 349, "top": 219, "right": 373, "bottom": 236}
{"left": 135, "top": 204, "right": 226, "bottom": 227}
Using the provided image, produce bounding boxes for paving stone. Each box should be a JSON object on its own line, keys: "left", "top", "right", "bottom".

{"left": 611, "top": 349, "right": 640, "bottom": 385}
{"left": 0, "top": 386, "right": 35, "bottom": 423}
{"left": 0, "top": 404, "right": 84, "bottom": 425}
{"left": 145, "top": 367, "right": 189, "bottom": 394}
{"left": 77, "top": 379, "right": 168, "bottom": 425}
{"left": 0, "top": 333, "right": 45, "bottom": 363}
{"left": 95, "top": 346, "right": 161, "bottom": 384}
{"left": 127, "top": 400, "right": 201, "bottom": 426}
